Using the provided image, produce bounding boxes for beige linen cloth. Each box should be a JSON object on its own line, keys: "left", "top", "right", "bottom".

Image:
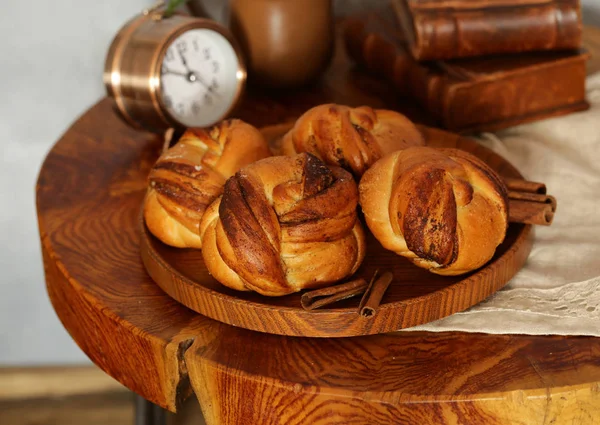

{"left": 406, "top": 72, "right": 600, "bottom": 336}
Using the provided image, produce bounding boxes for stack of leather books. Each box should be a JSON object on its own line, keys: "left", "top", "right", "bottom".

{"left": 344, "top": 0, "right": 589, "bottom": 133}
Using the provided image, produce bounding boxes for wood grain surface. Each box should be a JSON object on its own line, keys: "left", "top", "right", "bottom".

{"left": 36, "top": 23, "right": 600, "bottom": 424}
{"left": 141, "top": 125, "right": 533, "bottom": 337}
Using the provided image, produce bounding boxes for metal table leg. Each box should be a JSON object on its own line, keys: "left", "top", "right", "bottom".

{"left": 134, "top": 394, "right": 167, "bottom": 425}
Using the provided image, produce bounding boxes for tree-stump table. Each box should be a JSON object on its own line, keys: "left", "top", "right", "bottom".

{"left": 37, "top": 23, "right": 600, "bottom": 425}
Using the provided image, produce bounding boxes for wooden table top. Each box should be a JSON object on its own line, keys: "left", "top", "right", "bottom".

{"left": 37, "top": 24, "right": 600, "bottom": 424}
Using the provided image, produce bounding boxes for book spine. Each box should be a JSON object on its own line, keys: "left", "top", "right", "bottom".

{"left": 408, "top": 1, "right": 582, "bottom": 60}
{"left": 441, "top": 56, "right": 588, "bottom": 132}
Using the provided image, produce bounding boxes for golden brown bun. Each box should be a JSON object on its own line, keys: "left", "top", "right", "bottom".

{"left": 144, "top": 120, "right": 271, "bottom": 249}
{"left": 280, "top": 103, "right": 424, "bottom": 177}
{"left": 359, "top": 146, "right": 508, "bottom": 276}
{"left": 200, "top": 153, "right": 366, "bottom": 296}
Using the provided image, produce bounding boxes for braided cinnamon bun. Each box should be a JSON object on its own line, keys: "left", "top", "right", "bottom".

{"left": 144, "top": 120, "right": 271, "bottom": 249}
{"left": 200, "top": 153, "right": 366, "bottom": 296}
{"left": 280, "top": 103, "right": 424, "bottom": 177}
{"left": 359, "top": 146, "right": 508, "bottom": 276}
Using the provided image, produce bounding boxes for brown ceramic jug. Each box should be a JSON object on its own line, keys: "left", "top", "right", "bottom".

{"left": 229, "top": 0, "right": 334, "bottom": 88}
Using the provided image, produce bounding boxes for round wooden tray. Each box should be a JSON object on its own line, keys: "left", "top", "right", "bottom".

{"left": 140, "top": 125, "right": 533, "bottom": 337}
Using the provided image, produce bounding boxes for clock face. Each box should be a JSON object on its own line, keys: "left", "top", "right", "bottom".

{"left": 159, "top": 28, "right": 242, "bottom": 128}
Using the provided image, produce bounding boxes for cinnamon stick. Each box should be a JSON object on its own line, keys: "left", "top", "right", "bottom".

{"left": 503, "top": 178, "right": 557, "bottom": 226}
{"left": 504, "top": 177, "right": 547, "bottom": 194}
{"left": 301, "top": 278, "right": 368, "bottom": 311}
{"left": 508, "top": 191, "right": 557, "bottom": 212}
{"left": 358, "top": 271, "right": 394, "bottom": 318}
{"left": 509, "top": 199, "right": 555, "bottom": 226}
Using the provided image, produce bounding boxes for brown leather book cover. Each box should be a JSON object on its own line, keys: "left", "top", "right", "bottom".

{"left": 392, "top": 0, "right": 583, "bottom": 60}
{"left": 343, "top": 15, "right": 590, "bottom": 133}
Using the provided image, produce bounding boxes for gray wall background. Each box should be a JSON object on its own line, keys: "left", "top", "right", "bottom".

{"left": 1, "top": 1, "right": 599, "bottom": 365}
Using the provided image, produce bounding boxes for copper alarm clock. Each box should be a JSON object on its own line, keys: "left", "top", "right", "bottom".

{"left": 104, "top": 4, "right": 247, "bottom": 132}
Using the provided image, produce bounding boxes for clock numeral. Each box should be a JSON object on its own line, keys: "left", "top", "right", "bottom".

{"left": 203, "top": 47, "right": 211, "bottom": 60}
{"left": 176, "top": 40, "right": 187, "bottom": 54}
{"left": 204, "top": 93, "right": 213, "bottom": 106}
{"left": 212, "top": 61, "right": 219, "bottom": 73}
{"left": 163, "top": 95, "right": 173, "bottom": 109}
{"left": 176, "top": 102, "right": 185, "bottom": 115}
{"left": 165, "top": 48, "right": 174, "bottom": 62}
{"left": 210, "top": 78, "right": 219, "bottom": 90}
{"left": 192, "top": 102, "right": 201, "bottom": 115}
{"left": 192, "top": 39, "right": 199, "bottom": 52}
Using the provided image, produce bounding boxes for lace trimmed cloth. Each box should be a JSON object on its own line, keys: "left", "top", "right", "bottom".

{"left": 405, "top": 72, "right": 600, "bottom": 336}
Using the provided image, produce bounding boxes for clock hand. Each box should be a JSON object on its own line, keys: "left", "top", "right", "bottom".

{"left": 165, "top": 65, "right": 217, "bottom": 97}
{"left": 177, "top": 49, "right": 192, "bottom": 72}
{"left": 162, "top": 67, "right": 188, "bottom": 78}
{"left": 193, "top": 72, "right": 221, "bottom": 98}
{"left": 175, "top": 50, "right": 218, "bottom": 95}
{"left": 174, "top": 48, "right": 220, "bottom": 97}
